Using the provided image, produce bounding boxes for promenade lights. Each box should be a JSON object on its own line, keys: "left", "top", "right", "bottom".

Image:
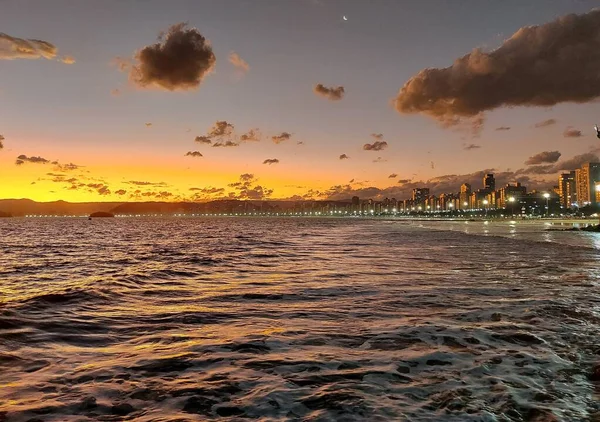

{"left": 543, "top": 192, "right": 550, "bottom": 217}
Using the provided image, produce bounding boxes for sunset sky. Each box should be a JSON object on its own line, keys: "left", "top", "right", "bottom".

{"left": 1, "top": 0, "right": 600, "bottom": 202}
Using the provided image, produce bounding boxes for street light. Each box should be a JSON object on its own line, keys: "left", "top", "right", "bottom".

{"left": 483, "top": 199, "right": 489, "bottom": 218}
{"left": 508, "top": 196, "right": 515, "bottom": 216}
{"left": 543, "top": 192, "right": 550, "bottom": 217}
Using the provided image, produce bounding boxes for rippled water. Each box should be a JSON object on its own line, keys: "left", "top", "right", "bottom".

{"left": 1, "top": 218, "right": 600, "bottom": 421}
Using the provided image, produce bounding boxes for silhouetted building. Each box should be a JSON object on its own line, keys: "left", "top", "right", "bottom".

{"left": 459, "top": 183, "right": 471, "bottom": 209}
{"left": 483, "top": 173, "right": 495, "bottom": 191}
{"left": 498, "top": 182, "right": 526, "bottom": 208}
{"left": 412, "top": 188, "right": 429, "bottom": 204}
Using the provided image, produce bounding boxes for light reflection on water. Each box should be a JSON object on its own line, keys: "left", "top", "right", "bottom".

{"left": 0, "top": 218, "right": 599, "bottom": 421}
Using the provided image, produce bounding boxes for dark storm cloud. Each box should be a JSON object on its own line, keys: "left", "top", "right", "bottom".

{"left": 15, "top": 155, "right": 49, "bottom": 165}
{"left": 495, "top": 126, "right": 511, "bottom": 131}
{"left": 394, "top": 10, "right": 600, "bottom": 129}
{"left": 194, "top": 135, "right": 212, "bottom": 144}
{"left": 129, "top": 23, "right": 216, "bottom": 91}
{"left": 563, "top": 127, "right": 583, "bottom": 138}
{"left": 0, "top": 32, "right": 73, "bottom": 62}
{"left": 185, "top": 151, "right": 203, "bottom": 157}
{"left": 272, "top": 132, "right": 292, "bottom": 144}
{"left": 397, "top": 179, "right": 411, "bottom": 184}
{"left": 363, "top": 141, "right": 388, "bottom": 151}
{"left": 339, "top": 154, "right": 349, "bottom": 160}
{"left": 534, "top": 118, "right": 557, "bottom": 128}
{"left": 115, "top": 189, "right": 127, "bottom": 195}
{"left": 208, "top": 120, "right": 234, "bottom": 138}
{"left": 0, "top": 135, "right": 4, "bottom": 149}
{"left": 525, "top": 151, "right": 561, "bottom": 165}
{"left": 463, "top": 143, "right": 481, "bottom": 151}
{"left": 388, "top": 174, "right": 398, "bottom": 178}
{"left": 313, "top": 84, "right": 345, "bottom": 101}
{"left": 263, "top": 158, "right": 280, "bottom": 165}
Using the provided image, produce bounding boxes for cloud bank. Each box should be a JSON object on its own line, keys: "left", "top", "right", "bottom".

{"left": 0, "top": 32, "right": 71, "bottom": 62}
{"left": 524, "top": 150, "right": 561, "bottom": 165}
{"left": 15, "top": 155, "right": 49, "bottom": 165}
{"left": 394, "top": 10, "right": 600, "bottom": 129}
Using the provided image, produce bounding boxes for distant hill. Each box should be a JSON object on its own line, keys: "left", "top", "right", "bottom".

{"left": 0, "top": 199, "right": 121, "bottom": 216}
{"left": 0, "top": 211, "right": 12, "bottom": 218}
{"left": 0, "top": 198, "right": 352, "bottom": 217}
{"left": 89, "top": 211, "right": 115, "bottom": 218}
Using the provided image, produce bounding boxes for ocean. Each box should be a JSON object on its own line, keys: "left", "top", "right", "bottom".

{"left": 0, "top": 218, "right": 599, "bottom": 421}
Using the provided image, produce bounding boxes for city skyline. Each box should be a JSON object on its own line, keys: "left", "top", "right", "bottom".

{"left": 2, "top": 1, "right": 600, "bottom": 203}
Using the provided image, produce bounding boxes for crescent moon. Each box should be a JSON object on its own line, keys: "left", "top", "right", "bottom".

{"left": 343, "top": 16, "right": 348, "bottom": 21}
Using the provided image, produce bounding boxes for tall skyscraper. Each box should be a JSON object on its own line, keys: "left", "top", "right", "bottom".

{"left": 412, "top": 188, "right": 430, "bottom": 204}
{"left": 558, "top": 171, "right": 576, "bottom": 208}
{"left": 575, "top": 163, "right": 600, "bottom": 206}
{"left": 483, "top": 174, "right": 495, "bottom": 191}
{"left": 498, "top": 182, "right": 526, "bottom": 208}
{"left": 459, "top": 183, "right": 471, "bottom": 209}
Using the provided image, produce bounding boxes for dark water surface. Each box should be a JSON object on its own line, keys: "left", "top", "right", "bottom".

{"left": 1, "top": 218, "right": 599, "bottom": 421}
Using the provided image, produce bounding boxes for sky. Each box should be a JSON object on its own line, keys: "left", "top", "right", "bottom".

{"left": 1, "top": 0, "right": 600, "bottom": 202}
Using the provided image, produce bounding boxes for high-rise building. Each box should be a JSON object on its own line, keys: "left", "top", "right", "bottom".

{"left": 483, "top": 173, "right": 495, "bottom": 191}
{"left": 498, "top": 182, "right": 526, "bottom": 209}
{"left": 459, "top": 183, "right": 471, "bottom": 209}
{"left": 412, "top": 188, "right": 430, "bottom": 204}
{"left": 558, "top": 172, "right": 576, "bottom": 209}
{"left": 575, "top": 163, "right": 600, "bottom": 206}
